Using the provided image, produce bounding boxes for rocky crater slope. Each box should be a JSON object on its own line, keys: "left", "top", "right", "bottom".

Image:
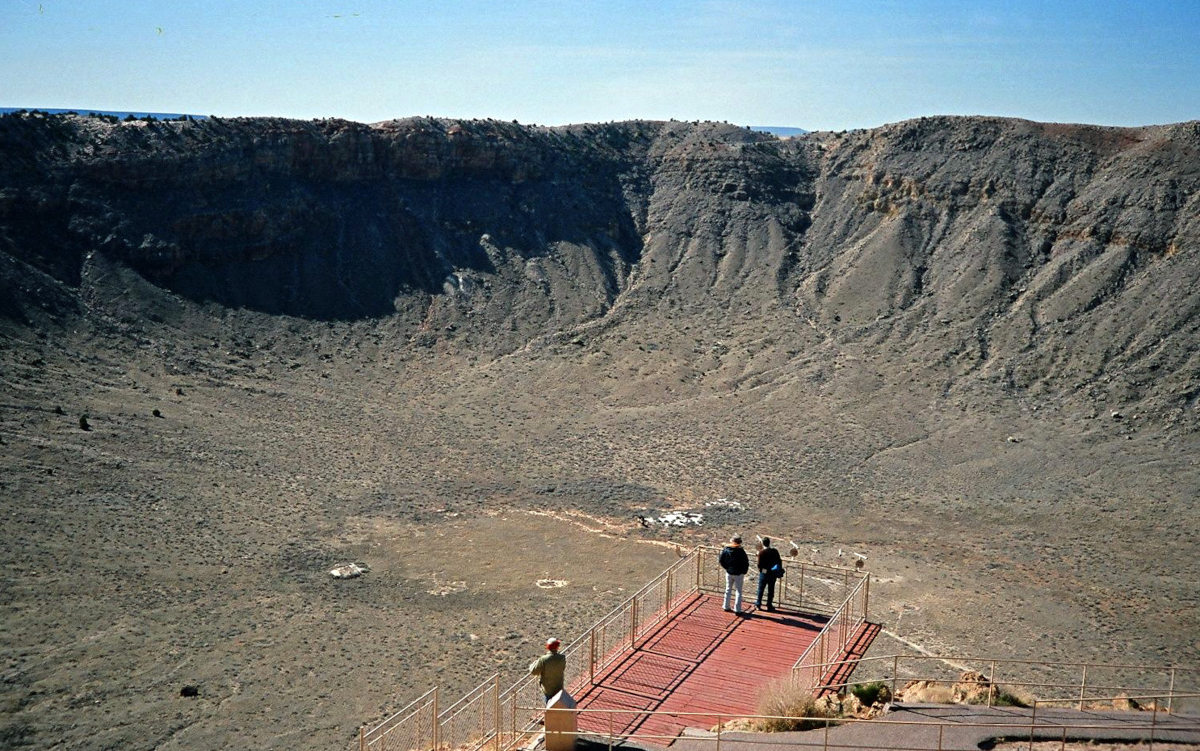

{"left": 2, "top": 113, "right": 1197, "bottom": 423}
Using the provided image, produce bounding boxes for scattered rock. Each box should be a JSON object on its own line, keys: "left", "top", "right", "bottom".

{"left": 704, "top": 498, "right": 744, "bottom": 509}
{"left": 648, "top": 511, "right": 704, "bottom": 527}
{"left": 1111, "top": 411, "right": 1123, "bottom": 419}
{"left": 53, "top": 405, "right": 64, "bottom": 415}
{"left": 1006, "top": 435, "right": 1020, "bottom": 443}
{"left": 952, "top": 671, "right": 995, "bottom": 704}
{"left": 152, "top": 409, "right": 162, "bottom": 418}
{"left": 180, "top": 685, "right": 199, "bottom": 698}
{"left": 79, "top": 415, "right": 90, "bottom": 431}
{"left": 328, "top": 562, "right": 369, "bottom": 579}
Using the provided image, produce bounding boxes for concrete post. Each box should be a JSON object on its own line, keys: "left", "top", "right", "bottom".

{"left": 544, "top": 691, "right": 577, "bottom": 751}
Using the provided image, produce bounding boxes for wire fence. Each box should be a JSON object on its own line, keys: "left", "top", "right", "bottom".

{"left": 361, "top": 688, "right": 438, "bottom": 751}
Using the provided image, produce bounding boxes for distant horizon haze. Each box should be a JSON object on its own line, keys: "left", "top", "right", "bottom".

{"left": 2, "top": 1, "right": 1196, "bottom": 130}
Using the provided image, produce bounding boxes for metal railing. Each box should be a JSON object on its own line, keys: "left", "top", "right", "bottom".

{"left": 789, "top": 573, "right": 870, "bottom": 695}
{"left": 813, "top": 654, "right": 1200, "bottom": 716}
{"left": 359, "top": 545, "right": 871, "bottom": 751}
{"left": 509, "top": 691, "right": 1200, "bottom": 751}
{"left": 694, "top": 546, "right": 869, "bottom": 617}
{"left": 361, "top": 688, "right": 438, "bottom": 751}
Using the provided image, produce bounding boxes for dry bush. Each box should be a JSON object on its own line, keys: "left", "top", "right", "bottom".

{"left": 976, "top": 685, "right": 1030, "bottom": 708}
{"left": 753, "top": 679, "right": 839, "bottom": 732}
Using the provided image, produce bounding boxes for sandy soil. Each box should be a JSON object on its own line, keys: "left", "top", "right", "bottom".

{"left": 1, "top": 308, "right": 1197, "bottom": 750}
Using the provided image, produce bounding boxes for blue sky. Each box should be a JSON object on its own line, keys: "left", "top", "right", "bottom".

{"left": 2, "top": 0, "right": 1196, "bottom": 129}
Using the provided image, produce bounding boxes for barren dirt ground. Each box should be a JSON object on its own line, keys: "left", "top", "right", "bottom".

{"left": 1, "top": 312, "right": 1197, "bottom": 750}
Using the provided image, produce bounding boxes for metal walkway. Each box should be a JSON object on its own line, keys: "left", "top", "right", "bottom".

{"left": 572, "top": 592, "right": 879, "bottom": 746}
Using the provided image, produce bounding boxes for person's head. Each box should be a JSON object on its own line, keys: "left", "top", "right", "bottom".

{"left": 545, "top": 637, "right": 561, "bottom": 652}
{"left": 762, "top": 537, "right": 772, "bottom": 547}
{"left": 731, "top": 535, "right": 742, "bottom": 545}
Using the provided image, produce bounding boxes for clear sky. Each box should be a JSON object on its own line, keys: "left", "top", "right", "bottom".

{"left": 2, "top": 0, "right": 1196, "bottom": 129}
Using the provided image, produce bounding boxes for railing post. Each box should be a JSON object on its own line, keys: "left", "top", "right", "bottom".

{"left": 433, "top": 687, "right": 440, "bottom": 751}
{"left": 937, "top": 723, "right": 944, "bottom": 751}
{"left": 1078, "top": 664, "right": 1088, "bottom": 710}
{"left": 695, "top": 547, "right": 702, "bottom": 591}
{"left": 799, "top": 563, "right": 806, "bottom": 611}
{"left": 819, "top": 631, "right": 828, "bottom": 687}
{"left": 1029, "top": 700, "right": 1037, "bottom": 751}
{"left": 666, "top": 571, "right": 673, "bottom": 612}
{"left": 494, "top": 674, "right": 501, "bottom": 751}
{"left": 892, "top": 655, "right": 898, "bottom": 699}
{"left": 716, "top": 714, "right": 722, "bottom": 751}
{"left": 823, "top": 717, "right": 831, "bottom": 751}
{"left": 988, "top": 660, "right": 997, "bottom": 708}
{"left": 863, "top": 572, "right": 869, "bottom": 620}
{"left": 589, "top": 628, "right": 596, "bottom": 684}
{"left": 359, "top": 725, "right": 365, "bottom": 751}
{"left": 1167, "top": 667, "right": 1176, "bottom": 713}
{"left": 1150, "top": 698, "right": 1158, "bottom": 751}
{"left": 630, "top": 596, "right": 638, "bottom": 648}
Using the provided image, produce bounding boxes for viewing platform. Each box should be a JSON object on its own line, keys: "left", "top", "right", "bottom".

{"left": 361, "top": 546, "right": 877, "bottom": 751}
{"left": 573, "top": 591, "right": 880, "bottom": 745}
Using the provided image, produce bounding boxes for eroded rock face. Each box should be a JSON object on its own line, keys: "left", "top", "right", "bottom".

{"left": 1, "top": 112, "right": 1197, "bottom": 421}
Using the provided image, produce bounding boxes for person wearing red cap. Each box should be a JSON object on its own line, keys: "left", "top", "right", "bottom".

{"left": 529, "top": 638, "right": 566, "bottom": 701}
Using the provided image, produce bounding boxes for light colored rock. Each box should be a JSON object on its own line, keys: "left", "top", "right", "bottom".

{"left": 328, "top": 562, "right": 368, "bottom": 579}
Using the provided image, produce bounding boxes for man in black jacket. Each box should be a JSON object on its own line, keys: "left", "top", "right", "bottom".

{"left": 718, "top": 535, "right": 749, "bottom": 614}
{"left": 756, "top": 537, "right": 783, "bottom": 611}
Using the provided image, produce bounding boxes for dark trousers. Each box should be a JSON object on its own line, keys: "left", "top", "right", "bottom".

{"left": 756, "top": 572, "right": 776, "bottom": 608}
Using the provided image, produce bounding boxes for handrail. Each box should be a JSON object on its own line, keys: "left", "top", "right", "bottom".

{"left": 508, "top": 691, "right": 1200, "bottom": 751}
{"left": 361, "top": 686, "right": 437, "bottom": 749}
{"left": 848, "top": 654, "right": 1200, "bottom": 672}
{"left": 789, "top": 572, "right": 869, "bottom": 694}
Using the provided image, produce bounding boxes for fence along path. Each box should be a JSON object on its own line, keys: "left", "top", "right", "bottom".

{"left": 359, "top": 545, "right": 872, "bottom": 751}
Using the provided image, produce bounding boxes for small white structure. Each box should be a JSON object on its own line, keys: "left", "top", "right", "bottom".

{"left": 544, "top": 690, "right": 577, "bottom": 751}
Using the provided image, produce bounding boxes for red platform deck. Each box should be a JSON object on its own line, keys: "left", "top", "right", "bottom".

{"left": 572, "top": 593, "right": 878, "bottom": 746}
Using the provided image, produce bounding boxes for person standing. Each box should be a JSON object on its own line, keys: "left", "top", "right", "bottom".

{"left": 718, "top": 535, "right": 749, "bottom": 614}
{"left": 529, "top": 637, "right": 567, "bottom": 702}
{"left": 756, "top": 537, "right": 783, "bottom": 611}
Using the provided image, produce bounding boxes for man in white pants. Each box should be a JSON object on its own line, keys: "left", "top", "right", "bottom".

{"left": 718, "top": 535, "right": 749, "bottom": 614}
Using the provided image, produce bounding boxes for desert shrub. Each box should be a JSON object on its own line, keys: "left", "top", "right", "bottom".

{"left": 850, "top": 681, "right": 891, "bottom": 707}
{"left": 982, "top": 687, "right": 1029, "bottom": 708}
{"left": 754, "top": 680, "right": 839, "bottom": 732}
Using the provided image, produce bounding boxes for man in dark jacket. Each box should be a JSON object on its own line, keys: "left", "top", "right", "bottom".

{"left": 718, "top": 535, "right": 749, "bottom": 613}
{"left": 756, "top": 537, "right": 783, "bottom": 611}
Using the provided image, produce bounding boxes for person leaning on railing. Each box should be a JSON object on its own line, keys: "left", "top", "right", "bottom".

{"left": 529, "top": 637, "right": 566, "bottom": 702}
